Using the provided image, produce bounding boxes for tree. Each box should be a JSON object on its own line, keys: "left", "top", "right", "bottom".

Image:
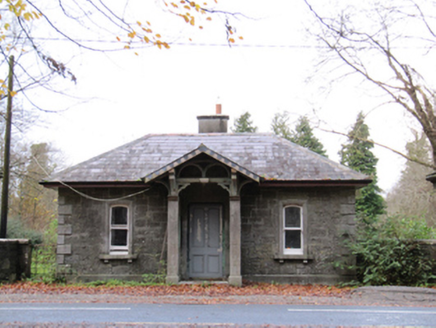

{"left": 305, "top": 0, "right": 436, "bottom": 168}
{"left": 232, "top": 112, "right": 257, "bottom": 133}
{"left": 386, "top": 132, "right": 436, "bottom": 226}
{"left": 271, "top": 112, "right": 328, "bottom": 156}
{"left": 10, "top": 143, "right": 58, "bottom": 232}
{"left": 290, "top": 115, "right": 327, "bottom": 157}
{"left": 271, "top": 111, "right": 292, "bottom": 140}
{"left": 340, "top": 112, "right": 385, "bottom": 223}
{"left": 0, "top": 0, "right": 241, "bottom": 237}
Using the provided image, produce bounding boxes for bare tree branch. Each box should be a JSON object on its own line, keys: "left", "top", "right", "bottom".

{"left": 318, "top": 127, "right": 436, "bottom": 169}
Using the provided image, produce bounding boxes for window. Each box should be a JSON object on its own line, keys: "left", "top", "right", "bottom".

{"left": 283, "top": 206, "right": 303, "bottom": 255}
{"left": 110, "top": 205, "right": 129, "bottom": 254}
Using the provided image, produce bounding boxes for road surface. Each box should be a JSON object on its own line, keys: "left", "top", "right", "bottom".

{"left": 1, "top": 303, "right": 436, "bottom": 326}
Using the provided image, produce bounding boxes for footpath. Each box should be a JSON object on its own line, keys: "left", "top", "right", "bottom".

{"left": 1, "top": 286, "right": 436, "bottom": 307}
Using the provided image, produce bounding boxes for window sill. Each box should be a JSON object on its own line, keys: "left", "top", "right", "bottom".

{"left": 274, "top": 254, "right": 312, "bottom": 263}
{"left": 99, "top": 254, "right": 138, "bottom": 263}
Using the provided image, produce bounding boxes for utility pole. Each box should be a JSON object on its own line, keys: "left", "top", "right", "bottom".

{"left": 0, "top": 55, "right": 14, "bottom": 238}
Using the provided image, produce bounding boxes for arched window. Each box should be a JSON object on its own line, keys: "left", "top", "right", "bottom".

{"left": 110, "top": 205, "right": 129, "bottom": 254}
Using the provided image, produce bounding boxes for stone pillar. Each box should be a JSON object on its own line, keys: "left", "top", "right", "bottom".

{"left": 229, "top": 196, "right": 242, "bottom": 286}
{"left": 166, "top": 194, "right": 180, "bottom": 284}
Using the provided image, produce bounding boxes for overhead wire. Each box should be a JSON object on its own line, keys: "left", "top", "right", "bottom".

{"left": 33, "top": 155, "right": 151, "bottom": 202}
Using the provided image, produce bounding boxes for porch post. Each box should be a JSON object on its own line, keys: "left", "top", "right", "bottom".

{"left": 229, "top": 168, "right": 242, "bottom": 286}
{"left": 166, "top": 170, "right": 180, "bottom": 284}
{"left": 229, "top": 196, "right": 242, "bottom": 286}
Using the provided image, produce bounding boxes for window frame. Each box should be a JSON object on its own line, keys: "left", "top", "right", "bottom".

{"left": 108, "top": 203, "right": 132, "bottom": 255}
{"left": 278, "top": 200, "right": 308, "bottom": 259}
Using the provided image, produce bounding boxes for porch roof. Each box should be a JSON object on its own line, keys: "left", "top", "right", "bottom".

{"left": 143, "top": 144, "right": 260, "bottom": 183}
{"left": 43, "top": 133, "right": 369, "bottom": 184}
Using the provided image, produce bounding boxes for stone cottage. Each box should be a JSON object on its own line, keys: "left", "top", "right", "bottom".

{"left": 42, "top": 106, "right": 370, "bottom": 285}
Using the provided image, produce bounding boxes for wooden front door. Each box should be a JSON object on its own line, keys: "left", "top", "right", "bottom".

{"left": 188, "top": 204, "right": 223, "bottom": 279}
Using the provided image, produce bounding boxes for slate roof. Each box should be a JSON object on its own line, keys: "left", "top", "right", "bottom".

{"left": 45, "top": 133, "right": 369, "bottom": 184}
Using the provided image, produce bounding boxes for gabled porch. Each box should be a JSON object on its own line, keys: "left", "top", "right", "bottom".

{"left": 143, "top": 144, "right": 259, "bottom": 286}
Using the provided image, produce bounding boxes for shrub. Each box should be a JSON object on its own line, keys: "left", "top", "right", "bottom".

{"left": 6, "top": 218, "right": 43, "bottom": 244}
{"left": 348, "top": 216, "right": 436, "bottom": 286}
{"left": 30, "top": 219, "right": 58, "bottom": 283}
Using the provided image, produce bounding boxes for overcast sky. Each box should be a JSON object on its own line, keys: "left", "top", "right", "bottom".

{"left": 16, "top": 0, "right": 423, "bottom": 193}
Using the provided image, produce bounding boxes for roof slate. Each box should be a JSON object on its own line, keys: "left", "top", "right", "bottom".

{"left": 46, "top": 133, "right": 368, "bottom": 183}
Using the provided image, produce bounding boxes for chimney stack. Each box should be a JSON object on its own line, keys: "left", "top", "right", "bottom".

{"left": 197, "top": 104, "right": 229, "bottom": 133}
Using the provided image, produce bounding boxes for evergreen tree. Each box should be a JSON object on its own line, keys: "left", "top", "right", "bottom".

{"left": 272, "top": 112, "right": 328, "bottom": 157}
{"left": 232, "top": 112, "right": 258, "bottom": 133}
{"left": 386, "top": 132, "right": 436, "bottom": 226}
{"left": 271, "top": 111, "right": 292, "bottom": 140}
{"left": 340, "top": 112, "right": 385, "bottom": 224}
{"left": 290, "top": 116, "right": 328, "bottom": 157}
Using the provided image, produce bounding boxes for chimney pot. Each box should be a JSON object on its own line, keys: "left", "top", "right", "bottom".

{"left": 216, "top": 104, "right": 222, "bottom": 115}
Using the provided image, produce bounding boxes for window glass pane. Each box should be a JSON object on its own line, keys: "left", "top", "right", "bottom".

{"left": 111, "top": 207, "right": 127, "bottom": 225}
{"left": 285, "top": 230, "right": 301, "bottom": 249}
{"left": 285, "top": 207, "right": 301, "bottom": 228}
{"left": 111, "top": 229, "right": 127, "bottom": 246}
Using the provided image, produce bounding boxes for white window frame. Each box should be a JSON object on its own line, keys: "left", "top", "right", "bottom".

{"left": 109, "top": 204, "right": 130, "bottom": 255}
{"left": 283, "top": 205, "right": 303, "bottom": 255}
{"left": 278, "top": 200, "right": 308, "bottom": 259}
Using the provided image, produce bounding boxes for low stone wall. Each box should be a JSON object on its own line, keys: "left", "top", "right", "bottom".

{"left": 0, "top": 239, "right": 32, "bottom": 282}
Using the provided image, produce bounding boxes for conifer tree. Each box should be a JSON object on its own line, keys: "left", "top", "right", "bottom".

{"left": 272, "top": 112, "right": 328, "bottom": 157}
{"left": 232, "top": 112, "right": 258, "bottom": 133}
{"left": 271, "top": 111, "right": 292, "bottom": 140}
{"left": 340, "top": 112, "right": 385, "bottom": 224}
{"left": 290, "top": 116, "right": 328, "bottom": 157}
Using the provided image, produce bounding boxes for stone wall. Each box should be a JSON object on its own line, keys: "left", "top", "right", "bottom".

{"left": 0, "top": 239, "right": 31, "bottom": 282}
{"left": 56, "top": 183, "right": 357, "bottom": 284}
{"left": 240, "top": 186, "right": 356, "bottom": 284}
{"left": 57, "top": 185, "right": 167, "bottom": 282}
